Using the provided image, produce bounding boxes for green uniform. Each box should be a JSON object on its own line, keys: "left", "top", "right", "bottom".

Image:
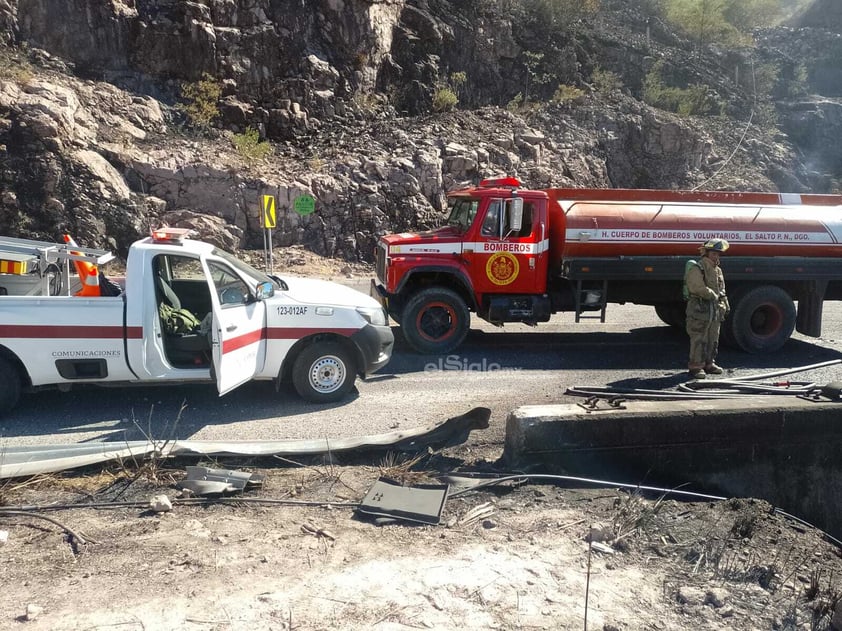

{"left": 685, "top": 256, "right": 729, "bottom": 371}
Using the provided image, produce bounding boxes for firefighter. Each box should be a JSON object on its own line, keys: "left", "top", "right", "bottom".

{"left": 684, "top": 238, "right": 730, "bottom": 379}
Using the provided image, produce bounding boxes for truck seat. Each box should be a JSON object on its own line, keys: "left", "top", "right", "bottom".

{"left": 156, "top": 271, "right": 210, "bottom": 366}
{"left": 156, "top": 274, "right": 182, "bottom": 310}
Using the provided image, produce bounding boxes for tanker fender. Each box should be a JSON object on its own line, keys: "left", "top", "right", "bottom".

{"left": 392, "top": 265, "right": 477, "bottom": 315}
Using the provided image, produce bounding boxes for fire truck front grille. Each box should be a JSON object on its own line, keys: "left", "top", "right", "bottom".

{"left": 375, "top": 244, "right": 387, "bottom": 283}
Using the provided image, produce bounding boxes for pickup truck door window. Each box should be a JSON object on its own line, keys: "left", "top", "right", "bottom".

{"left": 206, "top": 260, "right": 267, "bottom": 395}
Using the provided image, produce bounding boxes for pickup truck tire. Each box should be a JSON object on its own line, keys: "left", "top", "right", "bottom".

{"left": 0, "top": 356, "right": 21, "bottom": 415}
{"left": 292, "top": 342, "right": 356, "bottom": 403}
{"left": 401, "top": 288, "right": 470, "bottom": 354}
{"left": 654, "top": 302, "right": 686, "bottom": 331}
{"left": 726, "top": 285, "right": 796, "bottom": 353}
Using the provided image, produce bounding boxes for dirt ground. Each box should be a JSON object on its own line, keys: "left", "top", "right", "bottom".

{"left": 3, "top": 250, "right": 842, "bottom": 630}
{"left": 2, "top": 437, "right": 842, "bottom": 631}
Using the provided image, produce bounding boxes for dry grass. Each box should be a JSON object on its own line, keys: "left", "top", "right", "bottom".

{"left": 611, "top": 488, "right": 667, "bottom": 548}
{"left": 378, "top": 450, "right": 438, "bottom": 486}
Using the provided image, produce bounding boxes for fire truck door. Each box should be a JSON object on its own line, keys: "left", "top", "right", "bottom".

{"left": 206, "top": 259, "right": 267, "bottom": 395}
{"left": 469, "top": 198, "right": 544, "bottom": 295}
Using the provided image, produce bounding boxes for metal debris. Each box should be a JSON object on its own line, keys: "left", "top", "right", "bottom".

{"left": 357, "top": 477, "right": 449, "bottom": 525}
{"left": 820, "top": 382, "right": 842, "bottom": 400}
{"left": 180, "top": 466, "right": 264, "bottom": 496}
{"left": 577, "top": 396, "right": 627, "bottom": 412}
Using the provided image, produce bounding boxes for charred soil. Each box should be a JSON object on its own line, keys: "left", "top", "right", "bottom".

{"left": 2, "top": 442, "right": 842, "bottom": 631}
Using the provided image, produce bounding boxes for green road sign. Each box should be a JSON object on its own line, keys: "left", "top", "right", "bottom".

{"left": 293, "top": 195, "right": 316, "bottom": 216}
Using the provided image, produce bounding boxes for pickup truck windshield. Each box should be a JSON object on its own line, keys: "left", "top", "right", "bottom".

{"left": 212, "top": 248, "right": 276, "bottom": 287}
{"left": 446, "top": 198, "right": 480, "bottom": 232}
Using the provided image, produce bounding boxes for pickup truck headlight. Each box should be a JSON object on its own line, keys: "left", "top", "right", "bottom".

{"left": 357, "top": 306, "right": 387, "bottom": 326}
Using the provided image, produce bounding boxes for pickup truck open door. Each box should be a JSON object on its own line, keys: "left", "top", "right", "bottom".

{"left": 206, "top": 259, "right": 268, "bottom": 395}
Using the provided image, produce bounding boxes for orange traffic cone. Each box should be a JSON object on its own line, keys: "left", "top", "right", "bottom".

{"left": 63, "top": 234, "right": 98, "bottom": 286}
{"left": 76, "top": 266, "right": 101, "bottom": 297}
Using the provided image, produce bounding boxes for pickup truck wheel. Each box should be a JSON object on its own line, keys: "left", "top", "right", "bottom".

{"left": 401, "top": 288, "right": 469, "bottom": 354}
{"left": 726, "top": 285, "right": 796, "bottom": 353}
{"left": 292, "top": 342, "right": 356, "bottom": 403}
{"left": 0, "top": 357, "right": 21, "bottom": 415}
{"left": 654, "top": 302, "right": 686, "bottom": 331}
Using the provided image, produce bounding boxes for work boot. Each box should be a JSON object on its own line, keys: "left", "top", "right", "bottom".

{"left": 688, "top": 369, "right": 706, "bottom": 380}
{"left": 704, "top": 363, "right": 724, "bottom": 375}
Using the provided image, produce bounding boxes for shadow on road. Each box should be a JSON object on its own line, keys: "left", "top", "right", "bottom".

{"left": 1, "top": 380, "right": 361, "bottom": 442}
{"left": 385, "top": 323, "right": 842, "bottom": 377}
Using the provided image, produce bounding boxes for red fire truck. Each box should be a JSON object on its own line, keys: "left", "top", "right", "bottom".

{"left": 371, "top": 177, "right": 842, "bottom": 354}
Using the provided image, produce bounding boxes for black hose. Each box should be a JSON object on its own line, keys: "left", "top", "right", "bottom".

{"left": 680, "top": 380, "right": 815, "bottom": 391}
{"left": 677, "top": 383, "right": 819, "bottom": 395}
{"left": 567, "top": 360, "right": 841, "bottom": 402}
{"left": 712, "top": 359, "right": 841, "bottom": 382}
{"left": 566, "top": 386, "right": 745, "bottom": 400}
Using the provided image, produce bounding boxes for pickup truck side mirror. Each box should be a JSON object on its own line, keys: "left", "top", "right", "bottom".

{"left": 509, "top": 198, "right": 524, "bottom": 233}
{"left": 256, "top": 281, "right": 275, "bottom": 300}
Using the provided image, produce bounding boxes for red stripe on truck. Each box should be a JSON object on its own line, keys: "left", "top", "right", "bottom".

{"left": 0, "top": 325, "right": 143, "bottom": 339}
{"left": 221, "top": 328, "right": 263, "bottom": 354}
{"left": 221, "top": 327, "right": 357, "bottom": 355}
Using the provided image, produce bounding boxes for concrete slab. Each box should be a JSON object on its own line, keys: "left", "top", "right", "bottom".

{"left": 504, "top": 397, "right": 842, "bottom": 538}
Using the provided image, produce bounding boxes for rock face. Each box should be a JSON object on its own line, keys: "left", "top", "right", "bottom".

{"left": 0, "top": 1, "right": 839, "bottom": 261}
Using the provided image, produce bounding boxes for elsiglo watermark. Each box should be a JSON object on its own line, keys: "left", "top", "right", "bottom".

{"left": 424, "top": 354, "right": 517, "bottom": 373}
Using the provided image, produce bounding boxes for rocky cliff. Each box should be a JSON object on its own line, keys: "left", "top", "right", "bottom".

{"left": 0, "top": 0, "right": 838, "bottom": 260}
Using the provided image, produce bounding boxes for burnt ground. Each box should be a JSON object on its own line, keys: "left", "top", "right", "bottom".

{"left": 2, "top": 440, "right": 842, "bottom": 631}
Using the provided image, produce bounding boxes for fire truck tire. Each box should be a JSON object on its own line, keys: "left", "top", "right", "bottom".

{"left": 292, "top": 342, "right": 356, "bottom": 403}
{"left": 654, "top": 303, "right": 686, "bottom": 331}
{"left": 726, "top": 285, "right": 796, "bottom": 354}
{"left": 402, "top": 288, "right": 470, "bottom": 354}
{"left": 0, "top": 356, "right": 21, "bottom": 415}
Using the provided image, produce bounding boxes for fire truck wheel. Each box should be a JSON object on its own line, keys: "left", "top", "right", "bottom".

{"left": 292, "top": 341, "right": 356, "bottom": 403}
{"left": 654, "top": 303, "right": 686, "bottom": 332}
{"left": 0, "top": 356, "right": 21, "bottom": 415}
{"left": 727, "top": 285, "right": 796, "bottom": 354}
{"left": 401, "top": 288, "right": 470, "bottom": 354}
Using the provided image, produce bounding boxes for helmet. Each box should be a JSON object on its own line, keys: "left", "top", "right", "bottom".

{"left": 701, "top": 238, "right": 729, "bottom": 253}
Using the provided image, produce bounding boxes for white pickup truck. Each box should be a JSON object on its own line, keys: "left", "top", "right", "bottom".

{"left": 0, "top": 229, "right": 394, "bottom": 414}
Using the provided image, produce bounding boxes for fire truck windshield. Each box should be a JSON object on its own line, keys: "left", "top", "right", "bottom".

{"left": 446, "top": 198, "right": 480, "bottom": 232}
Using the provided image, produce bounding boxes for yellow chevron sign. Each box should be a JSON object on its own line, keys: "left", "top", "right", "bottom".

{"left": 262, "top": 195, "right": 277, "bottom": 228}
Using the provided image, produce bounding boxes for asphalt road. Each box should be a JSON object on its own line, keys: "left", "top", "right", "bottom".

{"left": 3, "top": 301, "right": 842, "bottom": 449}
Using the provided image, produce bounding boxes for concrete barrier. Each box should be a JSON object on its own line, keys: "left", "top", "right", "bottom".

{"left": 504, "top": 397, "right": 842, "bottom": 538}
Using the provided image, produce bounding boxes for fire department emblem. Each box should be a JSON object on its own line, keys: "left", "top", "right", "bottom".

{"left": 486, "top": 252, "right": 519, "bottom": 286}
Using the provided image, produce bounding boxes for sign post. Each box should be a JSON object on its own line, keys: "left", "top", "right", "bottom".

{"left": 261, "top": 194, "right": 277, "bottom": 273}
